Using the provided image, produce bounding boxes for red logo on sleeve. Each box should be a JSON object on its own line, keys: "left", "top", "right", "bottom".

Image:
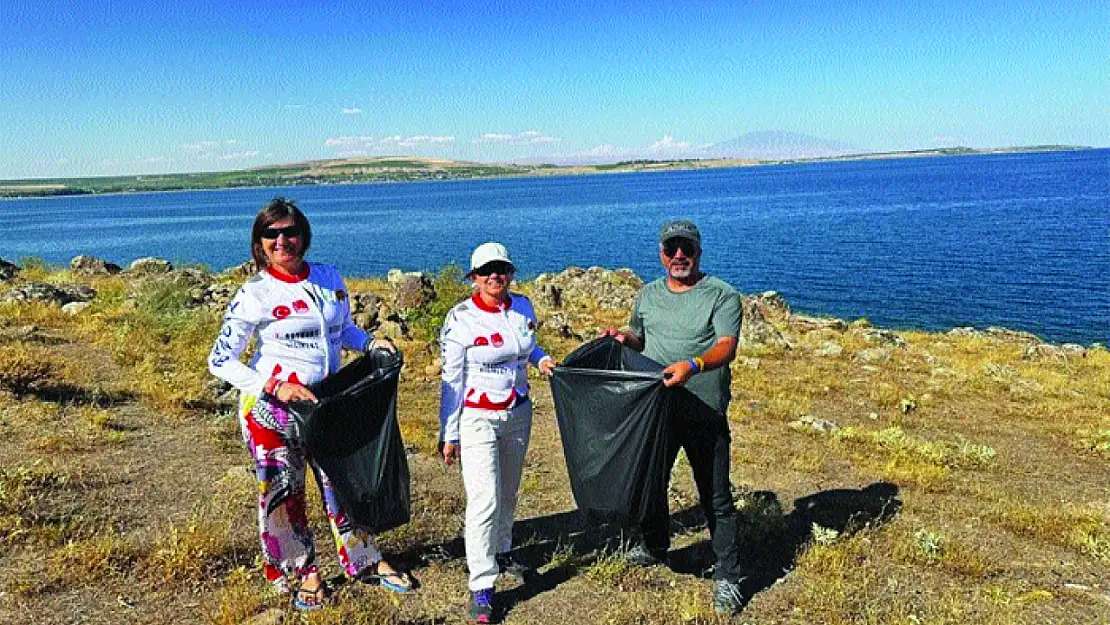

{"left": 272, "top": 305, "right": 291, "bottom": 319}
{"left": 491, "top": 333, "right": 504, "bottom": 347}
{"left": 474, "top": 336, "right": 489, "bottom": 346}
{"left": 292, "top": 300, "right": 309, "bottom": 313}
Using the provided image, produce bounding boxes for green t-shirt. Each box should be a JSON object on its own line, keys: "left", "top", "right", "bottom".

{"left": 628, "top": 275, "right": 741, "bottom": 414}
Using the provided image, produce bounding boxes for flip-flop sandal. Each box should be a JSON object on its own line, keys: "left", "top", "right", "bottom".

{"left": 363, "top": 565, "right": 414, "bottom": 594}
{"left": 293, "top": 577, "right": 328, "bottom": 611}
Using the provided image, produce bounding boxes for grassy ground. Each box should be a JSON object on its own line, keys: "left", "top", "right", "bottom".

{"left": 0, "top": 266, "right": 1107, "bottom": 624}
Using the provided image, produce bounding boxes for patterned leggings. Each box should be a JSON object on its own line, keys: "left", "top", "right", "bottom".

{"left": 239, "top": 393, "right": 382, "bottom": 589}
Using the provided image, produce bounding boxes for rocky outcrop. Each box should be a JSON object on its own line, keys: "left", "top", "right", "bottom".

{"left": 387, "top": 270, "right": 434, "bottom": 311}
{"left": 0, "top": 258, "right": 19, "bottom": 281}
{"left": 351, "top": 292, "right": 382, "bottom": 329}
{"left": 741, "top": 294, "right": 791, "bottom": 349}
{"left": 532, "top": 267, "right": 643, "bottom": 311}
{"left": 127, "top": 257, "right": 173, "bottom": 275}
{"left": 70, "top": 255, "right": 121, "bottom": 275}
{"left": 2, "top": 282, "right": 96, "bottom": 306}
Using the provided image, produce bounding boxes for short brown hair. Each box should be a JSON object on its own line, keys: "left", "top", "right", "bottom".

{"left": 250, "top": 197, "right": 312, "bottom": 268}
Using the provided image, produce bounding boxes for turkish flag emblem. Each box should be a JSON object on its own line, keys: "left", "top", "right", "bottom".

{"left": 491, "top": 333, "right": 504, "bottom": 347}
{"left": 292, "top": 299, "right": 309, "bottom": 313}
{"left": 474, "top": 336, "right": 489, "bottom": 346}
{"left": 273, "top": 305, "right": 291, "bottom": 319}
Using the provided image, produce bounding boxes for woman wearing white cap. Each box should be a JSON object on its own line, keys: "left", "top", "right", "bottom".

{"left": 438, "top": 242, "right": 556, "bottom": 623}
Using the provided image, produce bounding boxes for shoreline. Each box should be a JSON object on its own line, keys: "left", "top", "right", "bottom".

{"left": 0, "top": 144, "right": 1095, "bottom": 199}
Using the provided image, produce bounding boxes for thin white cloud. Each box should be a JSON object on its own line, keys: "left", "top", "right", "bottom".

{"left": 647, "top": 134, "right": 692, "bottom": 152}
{"left": 324, "top": 135, "right": 455, "bottom": 150}
{"left": 284, "top": 104, "right": 306, "bottom": 111}
{"left": 474, "top": 131, "right": 561, "bottom": 145}
{"left": 219, "top": 150, "right": 260, "bottom": 161}
{"left": 343, "top": 107, "right": 363, "bottom": 116}
{"left": 180, "top": 140, "right": 221, "bottom": 152}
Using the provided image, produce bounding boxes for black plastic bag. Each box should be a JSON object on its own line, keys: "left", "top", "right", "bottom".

{"left": 549, "top": 337, "right": 680, "bottom": 524}
{"left": 287, "top": 349, "right": 410, "bottom": 533}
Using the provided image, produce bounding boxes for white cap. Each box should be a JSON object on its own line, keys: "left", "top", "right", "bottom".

{"left": 469, "top": 242, "right": 514, "bottom": 272}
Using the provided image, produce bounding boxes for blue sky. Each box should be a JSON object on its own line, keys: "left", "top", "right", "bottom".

{"left": 2, "top": 0, "right": 1107, "bottom": 179}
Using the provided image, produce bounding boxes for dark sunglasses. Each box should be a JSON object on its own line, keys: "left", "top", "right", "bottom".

{"left": 663, "top": 238, "right": 699, "bottom": 258}
{"left": 474, "top": 261, "right": 515, "bottom": 276}
{"left": 260, "top": 225, "right": 303, "bottom": 239}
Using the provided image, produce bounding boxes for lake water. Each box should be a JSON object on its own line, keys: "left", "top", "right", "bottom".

{"left": 4, "top": 149, "right": 1109, "bottom": 344}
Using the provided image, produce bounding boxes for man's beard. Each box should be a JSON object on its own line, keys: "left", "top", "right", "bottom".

{"left": 669, "top": 262, "right": 693, "bottom": 279}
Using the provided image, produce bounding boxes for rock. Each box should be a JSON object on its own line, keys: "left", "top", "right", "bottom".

{"left": 532, "top": 266, "right": 643, "bottom": 311}
{"left": 867, "top": 412, "right": 879, "bottom": 420}
{"left": 61, "top": 301, "right": 91, "bottom": 315}
{"left": 70, "top": 254, "right": 121, "bottom": 275}
{"left": 246, "top": 608, "right": 285, "bottom": 625}
{"left": 789, "top": 415, "right": 840, "bottom": 434}
{"left": 859, "top": 328, "right": 907, "bottom": 347}
{"left": 127, "top": 257, "right": 173, "bottom": 275}
{"left": 815, "top": 341, "right": 844, "bottom": 357}
{"left": 853, "top": 347, "right": 892, "bottom": 363}
{"left": 1023, "top": 343, "right": 1086, "bottom": 360}
{"left": 2, "top": 283, "right": 95, "bottom": 307}
{"left": 204, "top": 378, "right": 237, "bottom": 408}
{"left": 0, "top": 258, "right": 19, "bottom": 281}
{"left": 790, "top": 314, "right": 847, "bottom": 332}
{"left": 948, "top": 327, "right": 982, "bottom": 338}
{"left": 424, "top": 358, "right": 443, "bottom": 377}
{"left": 981, "top": 363, "right": 1017, "bottom": 380}
{"left": 202, "top": 284, "right": 236, "bottom": 311}
{"left": 387, "top": 269, "right": 434, "bottom": 310}
{"left": 535, "top": 283, "right": 564, "bottom": 309}
{"left": 377, "top": 319, "right": 407, "bottom": 341}
{"left": 900, "top": 398, "right": 917, "bottom": 414}
{"left": 220, "top": 260, "right": 258, "bottom": 278}
{"left": 538, "top": 311, "right": 583, "bottom": 340}
{"left": 740, "top": 295, "right": 791, "bottom": 349}
{"left": 985, "top": 327, "right": 1041, "bottom": 343}
{"left": 737, "top": 356, "right": 761, "bottom": 369}
{"left": 754, "top": 291, "right": 791, "bottom": 320}
{"left": 851, "top": 318, "right": 872, "bottom": 329}
{"left": 351, "top": 292, "right": 382, "bottom": 329}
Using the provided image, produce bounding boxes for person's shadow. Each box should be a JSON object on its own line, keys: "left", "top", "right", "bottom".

{"left": 389, "top": 482, "right": 899, "bottom": 621}
{"left": 668, "top": 481, "right": 902, "bottom": 606}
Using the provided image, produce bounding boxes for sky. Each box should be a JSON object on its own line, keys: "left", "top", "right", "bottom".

{"left": 2, "top": 0, "right": 1107, "bottom": 179}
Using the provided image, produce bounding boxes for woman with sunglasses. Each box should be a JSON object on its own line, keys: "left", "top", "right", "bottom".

{"left": 208, "top": 197, "right": 411, "bottom": 610}
{"left": 438, "top": 242, "right": 556, "bottom": 623}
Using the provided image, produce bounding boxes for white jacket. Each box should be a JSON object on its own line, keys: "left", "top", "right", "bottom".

{"left": 439, "top": 293, "right": 549, "bottom": 443}
{"left": 208, "top": 262, "right": 370, "bottom": 396}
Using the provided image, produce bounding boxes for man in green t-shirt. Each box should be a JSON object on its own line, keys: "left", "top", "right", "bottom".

{"left": 604, "top": 219, "right": 746, "bottom": 614}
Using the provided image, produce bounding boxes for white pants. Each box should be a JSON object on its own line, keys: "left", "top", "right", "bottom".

{"left": 459, "top": 400, "right": 533, "bottom": 591}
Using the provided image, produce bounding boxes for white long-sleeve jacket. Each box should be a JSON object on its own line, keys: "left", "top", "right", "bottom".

{"left": 208, "top": 263, "right": 370, "bottom": 396}
{"left": 439, "top": 293, "right": 550, "bottom": 443}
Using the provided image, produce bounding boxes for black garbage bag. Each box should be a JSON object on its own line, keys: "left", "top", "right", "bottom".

{"left": 287, "top": 349, "right": 410, "bottom": 533}
{"left": 550, "top": 336, "right": 686, "bottom": 524}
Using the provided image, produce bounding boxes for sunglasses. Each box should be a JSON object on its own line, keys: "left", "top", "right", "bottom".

{"left": 663, "top": 238, "right": 699, "bottom": 258}
{"left": 474, "top": 261, "right": 515, "bottom": 276}
{"left": 260, "top": 225, "right": 303, "bottom": 239}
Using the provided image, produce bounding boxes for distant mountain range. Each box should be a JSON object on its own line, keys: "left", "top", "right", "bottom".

{"left": 709, "top": 130, "right": 858, "bottom": 160}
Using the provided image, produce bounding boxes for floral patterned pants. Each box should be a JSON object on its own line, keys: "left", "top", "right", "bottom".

{"left": 239, "top": 393, "right": 382, "bottom": 589}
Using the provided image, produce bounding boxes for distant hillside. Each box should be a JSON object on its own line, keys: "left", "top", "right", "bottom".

{"left": 711, "top": 130, "right": 857, "bottom": 160}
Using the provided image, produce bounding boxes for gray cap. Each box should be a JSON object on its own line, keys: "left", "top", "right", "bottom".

{"left": 659, "top": 219, "right": 701, "bottom": 245}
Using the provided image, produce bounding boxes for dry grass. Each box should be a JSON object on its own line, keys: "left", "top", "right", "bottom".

{"left": 1, "top": 265, "right": 1108, "bottom": 624}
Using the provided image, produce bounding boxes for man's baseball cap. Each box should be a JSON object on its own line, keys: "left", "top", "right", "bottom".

{"left": 470, "top": 242, "right": 515, "bottom": 272}
{"left": 659, "top": 219, "right": 701, "bottom": 245}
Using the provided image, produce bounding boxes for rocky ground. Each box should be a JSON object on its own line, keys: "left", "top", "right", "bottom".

{"left": 0, "top": 256, "right": 1107, "bottom": 625}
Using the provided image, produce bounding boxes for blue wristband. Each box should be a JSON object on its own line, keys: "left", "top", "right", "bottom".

{"left": 687, "top": 358, "right": 701, "bottom": 373}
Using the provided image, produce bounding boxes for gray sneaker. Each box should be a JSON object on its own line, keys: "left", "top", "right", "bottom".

{"left": 713, "top": 578, "right": 747, "bottom": 614}
{"left": 624, "top": 543, "right": 666, "bottom": 567}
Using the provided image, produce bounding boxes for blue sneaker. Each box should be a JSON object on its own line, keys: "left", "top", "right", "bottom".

{"left": 467, "top": 587, "right": 494, "bottom": 624}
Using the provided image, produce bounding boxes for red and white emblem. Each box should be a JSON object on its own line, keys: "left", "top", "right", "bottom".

{"left": 474, "top": 336, "right": 489, "bottom": 346}
{"left": 292, "top": 299, "right": 309, "bottom": 313}
{"left": 272, "top": 305, "right": 291, "bottom": 319}
{"left": 491, "top": 333, "right": 504, "bottom": 347}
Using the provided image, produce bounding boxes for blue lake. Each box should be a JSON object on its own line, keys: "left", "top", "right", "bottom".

{"left": 4, "top": 149, "right": 1109, "bottom": 344}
